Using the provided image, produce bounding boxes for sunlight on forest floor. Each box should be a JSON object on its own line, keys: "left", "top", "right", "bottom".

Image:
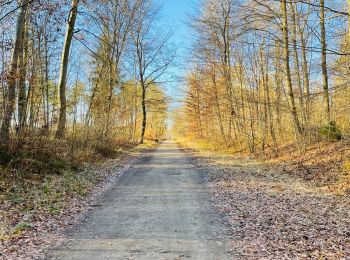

{"left": 180, "top": 140, "right": 350, "bottom": 258}
{"left": 177, "top": 138, "right": 350, "bottom": 196}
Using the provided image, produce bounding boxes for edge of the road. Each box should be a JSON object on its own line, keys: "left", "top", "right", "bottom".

{"left": 42, "top": 142, "right": 161, "bottom": 259}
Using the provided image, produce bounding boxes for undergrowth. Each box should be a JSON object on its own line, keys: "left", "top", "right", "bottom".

{"left": 177, "top": 137, "right": 350, "bottom": 196}
{"left": 0, "top": 136, "right": 148, "bottom": 240}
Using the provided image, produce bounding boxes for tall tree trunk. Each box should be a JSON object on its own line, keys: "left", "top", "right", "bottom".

{"left": 0, "top": 0, "right": 28, "bottom": 140}
{"left": 320, "top": 0, "right": 331, "bottom": 124}
{"left": 44, "top": 36, "right": 50, "bottom": 132}
{"left": 259, "top": 48, "right": 268, "bottom": 151}
{"left": 297, "top": 15, "right": 311, "bottom": 124}
{"left": 220, "top": 2, "right": 235, "bottom": 139}
{"left": 274, "top": 40, "right": 283, "bottom": 135}
{"left": 140, "top": 85, "right": 147, "bottom": 144}
{"left": 18, "top": 18, "right": 29, "bottom": 135}
{"left": 261, "top": 47, "right": 277, "bottom": 149}
{"left": 211, "top": 66, "right": 225, "bottom": 139}
{"left": 55, "top": 0, "right": 79, "bottom": 138}
{"left": 290, "top": 2, "right": 306, "bottom": 127}
{"left": 281, "top": 0, "right": 302, "bottom": 135}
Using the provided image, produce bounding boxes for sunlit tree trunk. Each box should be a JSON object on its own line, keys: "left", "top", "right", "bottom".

{"left": 274, "top": 40, "right": 283, "bottom": 135}
{"left": 290, "top": 2, "right": 306, "bottom": 127}
{"left": 281, "top": 0, "right": 302, "bottom": 135}
{"left": 297, "top": 13, "right": 311, "bottom": 124}
{"left": 56, "top": 0, "right": 79, "bottom": 138}
{"left": 261, "top": 47, "right": 277, "bottom": 149}
{"left": 44, "top": 36, "right": 50, "bottom": 132}
{"left": 211, "top": 66, "right": 225, "bottom": 139}
{"left": 18, "top": 18, "right": 29, "bottom": 135}
{"left": 140, "top": 82, "right": 147, "bottom": 144}
{"left": 320, "top": 0, "right": 331, "bottom": 124}
{"left": 0, "top": 0, "right": 28, "bottom": 140}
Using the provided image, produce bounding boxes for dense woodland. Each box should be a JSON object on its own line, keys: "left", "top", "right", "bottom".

{"left": 0, "top": 0, "right": 171, "bottom": 151}
{"left": 2, "top": 0, "right": 350, "bottom": 155}
{"left": 174, "top": 0, "right": 350, "bottom": 153}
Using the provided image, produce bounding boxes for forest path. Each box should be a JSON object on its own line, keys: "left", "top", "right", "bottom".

{"left": 47, "top": 142, "right": 231, "bottom": 260}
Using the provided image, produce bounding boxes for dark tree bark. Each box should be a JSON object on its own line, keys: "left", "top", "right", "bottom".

{"left": 320, "top": 0, "right": 331, "bottom": 123}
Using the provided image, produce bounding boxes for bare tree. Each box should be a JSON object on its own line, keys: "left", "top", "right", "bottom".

{"left": 0, "top": 0, "right": 28, "bottom": 140}
{"left": 281, "top": 0, "right": 302, "bottom": 135}
{"left": 320, "top": 0, "right": 331, "bottom": 124}
{"left": 56, "top": 0, "right": 80, "bottom": 138}
{"left": 131, "top": 0, "right": 175, "bottom": 144}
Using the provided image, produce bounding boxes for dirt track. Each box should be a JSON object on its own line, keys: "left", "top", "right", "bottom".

{"left": 48, "top": 142, "right": 231, "bottom": 259}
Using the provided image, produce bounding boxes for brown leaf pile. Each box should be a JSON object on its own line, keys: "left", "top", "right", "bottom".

{"left": 195, "top": 155, "right": 350, "bottom": 259}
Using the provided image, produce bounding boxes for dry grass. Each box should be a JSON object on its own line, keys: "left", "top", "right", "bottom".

{"left": 262, "top": 140, "right": 350, "bottom": 195}
{"left": 177, "top": 138, "right": 350, "bottom": 196}
{"left": 180, "top": 138, "right": 350, "bottom": 258}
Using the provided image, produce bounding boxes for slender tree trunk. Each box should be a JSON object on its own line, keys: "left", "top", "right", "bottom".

{"left": 281, "top": 0, "right": 302, "bottom": 135}
{"left": 320, "top": 0, "right": 331, "bottom": 124}
{"left": 211, "top": 66, "right": 225, "bottom": 139}
{"left": 274, "top": 40, "right": 283, "bottom": 135}
{"left": 290, "top": 3, "right": 306, "bottom": 127}
{"left": 140, "top": 85, "right": 147, "bottom": 144}
{"left": 18, "top": 19, "right": 29, "bottom": 135}
{"left": 265, "top": 58, "right": 277, "bottom": 149}
{"left": 132, "top": 82, "right": 138, "bottom": 142}
{"left": 1, "top": 34, "right": 7, "bottom": 117}
{"left": 0, "top": 0, "right": 28, "bottom": 140}
{"left": 105, "top": 62, "right": 114, "bottom": 138}
{"left": 44, "top": 37, "right": 50, "bottom": 131}
{"left": 220, "top": 3, "right": 234, "bottom": 139}
{"left": 297, "top": 17, "right": 311, "bottom": 123}
{"left": 259, "top": 48, "right": 267, "bottom": 151}
{"left": 55, "top": 0, "right": 79, "bottom": 138}
{"left": 260, "top": 46, "right": 277, "bottom": 149}
{"left": 196, "top": 83, "right": 203, "bottom": 138}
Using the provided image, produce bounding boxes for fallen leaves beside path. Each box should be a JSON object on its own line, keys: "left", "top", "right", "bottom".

{"left": 0, "top": 152, "right": 141, "bottom": 259}
{"left": 194, "top": 154, "right": 350, "bottom": 259}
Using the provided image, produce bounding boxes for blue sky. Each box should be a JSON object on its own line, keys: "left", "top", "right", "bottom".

{"left": 156, "top": 0, "right": 199, "bottom": 107}
{"left": 160, "top": 0, "right": 197, "bottom": 49}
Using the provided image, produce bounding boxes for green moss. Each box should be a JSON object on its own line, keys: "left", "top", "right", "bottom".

{"left": 13, "top": 223, "right": 31, "bottom": 234}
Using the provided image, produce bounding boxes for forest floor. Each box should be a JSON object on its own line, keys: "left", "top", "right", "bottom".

{"left": 181, "top": 140, "right": 350, "bottom": 258}
{"left": 1, "top": 140, "right": 350, "bottom": 259}
{"left": 0, "top": 140, "right": 157, "bottom": 259}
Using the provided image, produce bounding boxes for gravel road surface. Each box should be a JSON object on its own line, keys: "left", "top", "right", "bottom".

{"left": 48, "top": 142, "right": 231, "bottom": 259}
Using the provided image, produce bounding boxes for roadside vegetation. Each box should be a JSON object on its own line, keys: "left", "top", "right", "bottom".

{"left": 173, "top": 0, "right": 350, "bottom": 196}
{"left": 0, "top": 0, "right": 171, "bottom": 255}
